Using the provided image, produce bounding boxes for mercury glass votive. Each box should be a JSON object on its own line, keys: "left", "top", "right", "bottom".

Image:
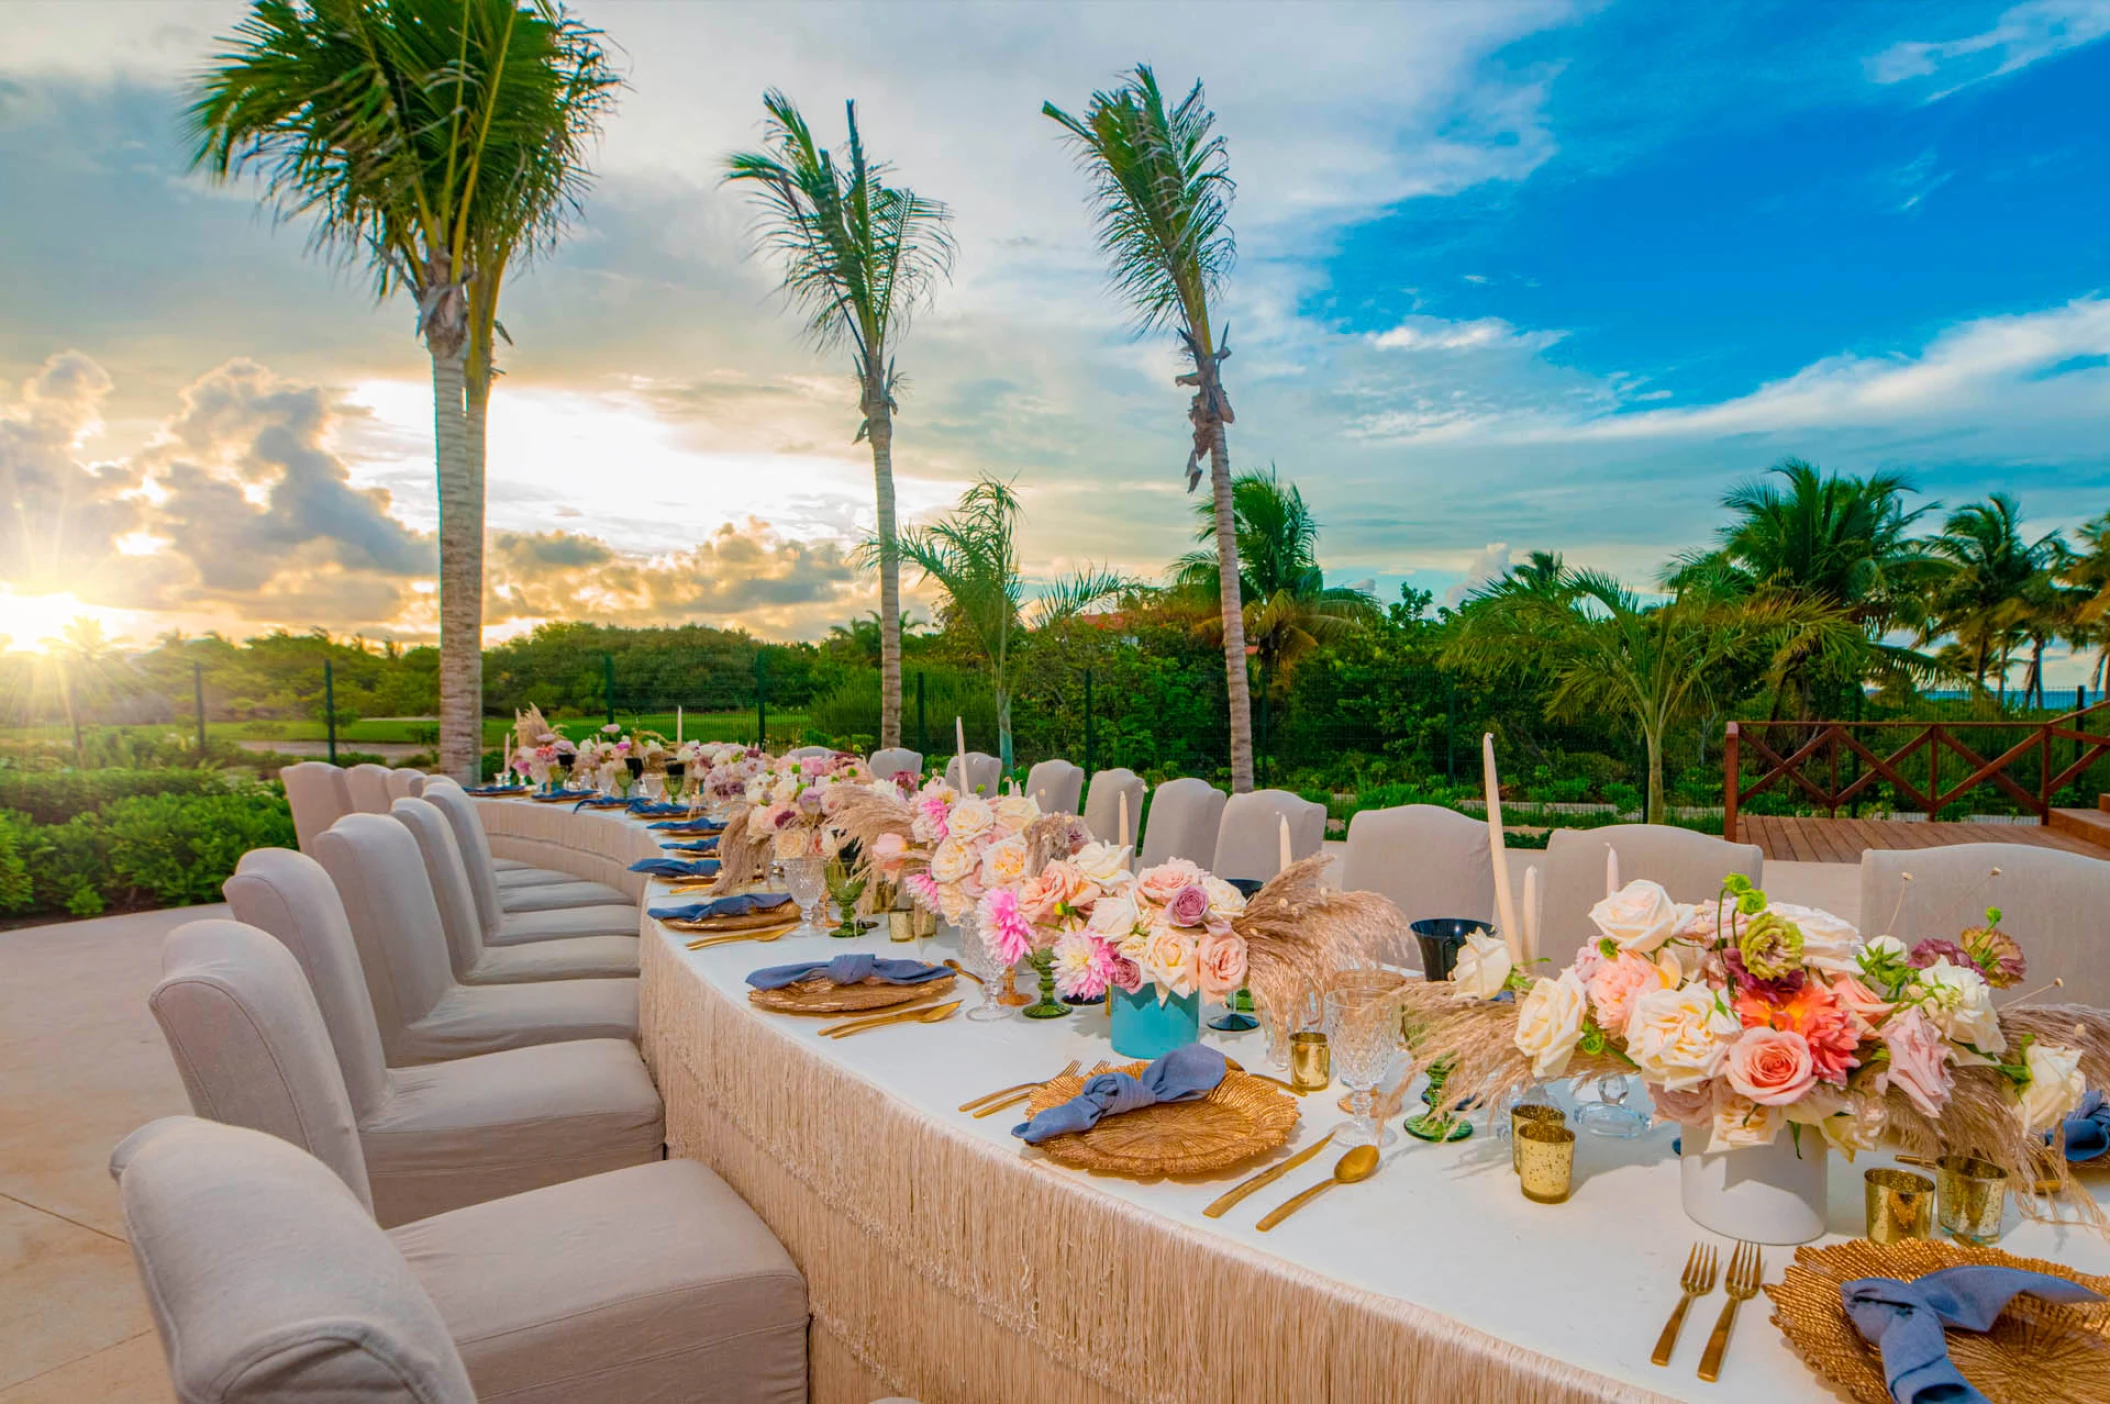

{"left": 1864, "top": 1167, "right": 1936, "bottom": 1244}
{"left": 1936, "top": 1155, "right": 2009, "bottom": 1242}
{"left": 1515, "top": 1121, "right": 1576, "bottom": 1205}
{"left": 1510, "top": 1105, "right": 1568, "bottom": 1173}
{"left": 1290, "top": 1031, "right": 1331, "bottom": 1092}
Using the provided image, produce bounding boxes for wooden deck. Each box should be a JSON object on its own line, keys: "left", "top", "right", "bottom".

{"left": 1736, "top": 814, "right": 2109, "bottom": 864}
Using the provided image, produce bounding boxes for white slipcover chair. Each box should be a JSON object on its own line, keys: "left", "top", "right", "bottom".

{"left": 1211, "top": 788, "right": 1327, "bottom": 883}
{"left": 155, "top": 912, "right": 663, "bottom": 1226}
{"left": 944, "top": 750, "right": 1003, "bottom": 797}
{"left": 1138, "top": 777, "right": 1228, "bottom": 868}
{"left": 113, "top": 1115, "right": 808, "bottom": 1404}
{"left": 1531, "top": 825, "right": 1763, "bottom": 973}
{"left": 1860, "top": 843, "right": 2110, "bottom": 1006}
{"left": 280, "top": 760, "right": 353, "bottom": 853}
{"left": 392, "top": 798, "right": 638, "bottom": 982}
{"left": 868, "top": 747, "right": 923, "bottom": 783}
{"left": 1025, "top": 758, "right": 1085, "bottom": 816}
{"left": 308, "top": 814, "right": 638, "bottom": 1063}
{"left": 419, "top": 775, "right": 572, "bottom": 888}
{"left": 345, "top": 762, "right": 397, "bottom": 814}
{"left": 1083, "top": 768, "right": 1148, "bottom": 849}
{"left": 784, "top": 744, "right": 836, "bottom": 761}
{"left": 1342, "top": 804, "right": 1496, "bottom": 971}
{"left": 419, "top": 779, "right": 635, "bottom": 928}
{"left": 386, "top": 767, "right": 426, "bottom": 800}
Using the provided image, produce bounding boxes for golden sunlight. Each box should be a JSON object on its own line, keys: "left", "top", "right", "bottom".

{"left": 0, "top": 589, "right": 136, "bottom": 654}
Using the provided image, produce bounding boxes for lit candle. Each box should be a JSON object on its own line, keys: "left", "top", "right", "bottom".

{"left": 1484, "top": 734, "right": 1523, "bottom": 964}
{"left": 1521, "top": 864, "right": 1539, "bottom": 962}
{"left": 1605, "top": 845, "right": 1620, "bottom": 899}
{"left": 1117, "top": 790, "right": 1130, "bottom": 849}
{"left": 1278, "top": 815, "right": 1293, "bottom": 874}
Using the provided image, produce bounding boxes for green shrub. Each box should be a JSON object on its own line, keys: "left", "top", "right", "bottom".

{"left": 101, "top": 787, "right": 295, "bottom": 908}
{"left": 0, "top": 768, "right": 227, "bottom": 826}
{"left": 23, "top": 814, "right": 112, "bottom": 916}
{"left": 0, "top": 811, "right": 33, "bottom": 914}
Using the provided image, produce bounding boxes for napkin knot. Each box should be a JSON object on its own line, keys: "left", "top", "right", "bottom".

{"left": 1842, "top": 1264, "right": 2102, "bottom": 1404}
{"left": 1013, "top": 1044, "right": 1227, "bottom": 1144}
{"left": 745, "top": 955, "right": 948, "bottom": 990}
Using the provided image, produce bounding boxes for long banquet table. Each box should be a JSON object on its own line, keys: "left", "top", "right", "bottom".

{"left": 478, "top": 797, "right": 2110, "bottom": 1404}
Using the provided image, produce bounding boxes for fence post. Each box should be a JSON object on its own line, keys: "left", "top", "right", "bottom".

{"left": 602, "top": 653, "right": 616, "bottom": 726}
{"left": 324, "top": 660, "right": 337, "bottom": 764}
{"left": 1722, "top": 722, "right": 1739, "bottom": 843}
{"left": 1083, "top": 668, "right": 1094, "bottom": 778}
{"left": 192, "top": 662, "right": 207, "bottom": 761}
{"left": 916, "top": 672, "right": 927, "bottom": 755}
{"left": 755, "top": 649, "right": 769, "bottom": 749}
{"left": 1445, "top": 677, "right": 1456, "bottom": 785}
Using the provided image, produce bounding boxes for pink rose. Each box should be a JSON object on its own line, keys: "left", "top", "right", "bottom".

{"left": 1586, "top": 953, "right": 1672, "bottom": 1039}
{"left": 1724, "top": 1027, "right": 1817, "bottom": 1106}
{"left": 871, "top": 832, "right": 908, "bottom": 874}
{"left": 1649, "top": 1082, "right": 1716, "bottom": 1125}
{"left": 1829, "top": 973, "right": 1893, "bottom": 1035}
{"left": 1167, "top": 883, "right": 1212, "bottom": 928}
{"left": 1108, "top": 953, "right": 1144, "bottom": 996}
{"left": 1877, "top": 1008, "right": 1954, "bottom": 1117}
{"left": 1196, "top": 931, "right": 1248, "bottom": 998}
{"left": 1135, "top": 859, "right": 1205, "bottom": 907}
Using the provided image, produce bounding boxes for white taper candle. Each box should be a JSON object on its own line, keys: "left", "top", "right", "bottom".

{"left": 1278, "top": 815, "right": 1293, "bottom": 875}
{"left": 1117, "top": 790, "right": 1130, "bottom": 849}
{"left": 1484, "top": 733, "right": 1523, "bottom": 964}
{"left": 1521, "top": 863, "right": 1539, "bottom": 963}
{"left": 676, "top": 706, "right": 683, "bottom": 744}
{"left": 1605, "top": 845, "right": 1620, "bottom": 899}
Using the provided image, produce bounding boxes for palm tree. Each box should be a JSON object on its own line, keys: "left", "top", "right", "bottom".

{"left": 724, "top": 93, "right": 954, "bottom": 756}
{"left": 2064, "top": 510, "right": 2110, "bottom": 694}
{"left": 1046, "top": 67, "right": 1257, "bottom": 791}
{"left": 895, "top": 479, "right": 1123, "bottom": 773}
{"left": 1445, "top": 569, "right": 1860, "bottom": 823}
{"left": 189, "top": 0, "right": 618, "bottom": 781}
{"left": 1924, "top": 493, "right": 2066, "bottom": 699}
{"left": 41, "top": 619, "right": 129, "bottom": 766}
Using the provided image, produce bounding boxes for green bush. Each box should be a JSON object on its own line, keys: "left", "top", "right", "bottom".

{"left": 0, "top": 768, "right": 227, "bottom": 826}
{"left": 100, "top": 787, "right": 296, "bottom": 907}
{"left": 0, "top": 811, "right": 33, "bottom": 914}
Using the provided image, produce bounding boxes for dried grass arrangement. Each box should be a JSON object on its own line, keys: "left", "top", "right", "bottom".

{"left": 708, "top": 806, "right": 769, "bottom": 892}
{"left": 1234, "top": 856, "right": 1402, "bottom": 1027}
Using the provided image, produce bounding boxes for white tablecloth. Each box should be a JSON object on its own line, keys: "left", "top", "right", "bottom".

{"left": 480, "top": 798, "right": 2110, "bottom": 1404}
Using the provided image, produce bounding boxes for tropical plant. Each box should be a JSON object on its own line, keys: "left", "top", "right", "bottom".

{"left": 1445, "top": 569, "right": 1862, "bottom": 822}
{"left": 38, "top": 620, "right": 133, "bottom": 766}
{"left": 725, "top": 92, "right": 954, "bottom": 755}
{"left": 1046, "top": 66, "right": 1257, "bottom": 791}
{"left": 2066, "top": 511, "right": 2110, "bottom": 692}
{"left": 189, "top": 0, "right": 618, "bottom": 780}
{"left": 894, "top": 479, "right": 1124, "bottom": 772}
{"left": 1924, "top": 493, "right": 2067, "bottom": 698}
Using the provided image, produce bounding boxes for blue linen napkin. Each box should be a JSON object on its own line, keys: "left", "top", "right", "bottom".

{"left": 572, "top": 795, "right": 630, "bottom": 810}
{"left": 627, "top": 800, "right": 693, "bottom": 816}
{"left": 648, "top": 819, "right": 724, "bottom": 831}
{"left": 2062, "top": 1091, "right": 2110, "bottom": 1162}
{"left": 648, "top": 894, "right": 795, "bottom": 923}
{"left": 744, "top": 954, "right": 950, "bottom": 990}
{"left": 1842, "top": 1264, "right": 2104, "bottom": 1404}
{"left": 661, "top": 838, "right": 720, "bottom": 853}
{"left": 628, "top": 857, "right": 720, "bottom": 879}
{"left": 1013, "top": 1044, "right": 1228, "bottom": 1144}
{"left": 463, "top": 784, "right": 526, "bottom": 796}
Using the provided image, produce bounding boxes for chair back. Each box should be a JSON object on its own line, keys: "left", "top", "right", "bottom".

{"left": 1342, "top": 804, "right": 1494, "bottom": 970}
{"left": 223, "top": 848, "right": 391, "bottom": 1121}
{"left": 868, "top": 748, "right": 923, "bottom": 783}
{"left": 386, "top": 768, "right": 426, "bottom": 800}
{"left": 344, "top": 763, "right": 397, "bottom": 815}
{"left": 312, "top": 814, "right": 462, "bottom": 1047}
{"left": 415, "top": 779, "right": 508, "bottom": 942}
{"left": 1082, "top": 768, "right": 1146, "bottom": 848}
{"left": 391, "top": 798, "right": 491, "bottom": 978}
{"left": 111, "top": 1117, "right": 474, "bottom": 1404}
{"left": 1537, "top": 825, "right": 1762, "bottom": 972}
{"left": 280, "top": 762, "right": 352, "bottom": 853}
{"left": 1860, "top": 843, "right": 2110, "bottom": 1006}
{"left": 1138, "top": 778, "right": 1228, "bottom": 868}
{"left": 1211, "top": 789, "right": 1327, "bottom": 882}
{"left": 784, "top": 745, "right": 836, "bottom": 761}
{"left": 944, "top": 752, "right": 1002, "bottom": 797}
{"left": 1024, "top": 759, "right": 1084, "bottom": 816}
{"left": 150, "top": 920, "right": 372, "bottom": 1208}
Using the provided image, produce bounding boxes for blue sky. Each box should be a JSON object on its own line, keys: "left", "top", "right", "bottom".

{"left": 2, "top": 0, "right": 2106, "bottom": 682}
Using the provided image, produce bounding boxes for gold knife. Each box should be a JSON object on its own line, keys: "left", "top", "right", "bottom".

{"left": 815, "top": 995, "right": 953, "bottom": 1037}
{"left": 823, "top": 1000, "right": 962, "bottom": 1038}
{"left": 1203, "top": 1130, "right": 1337, "bottom": 1219}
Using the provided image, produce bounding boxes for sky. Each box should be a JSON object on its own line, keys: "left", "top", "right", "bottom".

{"left": 3, "top": 0, "right": 2108, "bottom": 682}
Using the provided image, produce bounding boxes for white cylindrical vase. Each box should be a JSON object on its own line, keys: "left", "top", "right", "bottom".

{"left": 1678, "top": 1125, "right": 1829, "bottom": 1245}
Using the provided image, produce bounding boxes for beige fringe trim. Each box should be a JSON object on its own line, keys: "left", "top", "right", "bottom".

{"left": 641, "top": 928, "right": 1673, "bottom": 1404}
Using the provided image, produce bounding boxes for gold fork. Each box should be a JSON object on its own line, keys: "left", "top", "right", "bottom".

{"left": 684, "top": 922, "right": 798, "bottom": 951}
{"left": 1696, "top": 1242, "right": 1762, "bottom": 1382}
{"left": 1649, "top": 1243, "right": 1718, "bottom": 1366}
{"left": 977, "top": 1060, "right": 1110, "bottom": 1118}
{"left": 958, "top": 1060, "right": 1079, "bottom": 1113}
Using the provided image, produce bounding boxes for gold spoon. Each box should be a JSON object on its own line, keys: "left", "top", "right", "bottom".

{"left": 826, "top": 1000, "right": 963, "bottom": 1039}
{"left": 1254, "top": 1144, "right": 1381, "bottom": 1232}
{"left": 1223, "top": 1057, "right": 1303, "bottom": 1097}
{"left": 685, "top": 923, "right": 797, "bottom": 951}
{"left": 942, "top": 958, "right": 982, "bottom": 985}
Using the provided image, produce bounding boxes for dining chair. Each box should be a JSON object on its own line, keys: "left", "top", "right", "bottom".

{"left": 1861, "top": 842, "right": 2110, "bottom": 1005}
{"left": 1024, "top": 758, "right": 1085, "bottom": 816}
{"left": 1211, "top": 789, "right": 1326, "bottom": 883}
{"left": 280, "top": 761, "right": 353, "bottom": 853}
{"left": 1532, "top": 825, "right": 1762, "bottom": 972}
{"left": 1137, "top": 778, "right": 1228, "bottom": 868}
{"left": 1082, "top": 768, "right": 1146, "bottom": 848}
{"left": 419, "top": 779, "right": 636, "bottom": 926}
{"left": 1342, "top": 804, "right": 1495, "bottom": 971}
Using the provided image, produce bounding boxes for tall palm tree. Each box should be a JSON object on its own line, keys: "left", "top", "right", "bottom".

{"left": 1445, "top": 569, "right": 1859, "bottom": 823}
{"left": 1924, "top": 493, "right": 2066, "bottom": 698}
{"left": 41, "top": 619, "right": 130, "bottom": 766}
{"left": 1046, "top": 67, "right": 1257, "bottom": 791}
{"left": 725, "top": 93, "right": 954, "bottom": 755}
{"left": 895, "top": 479, "right": 1123, "bottom": 773}
{"left": 2064, "top": 510, "right": 2110, "bottom": 694}
{"left": 189, "top": 0, "right": 617, "bottom": 781}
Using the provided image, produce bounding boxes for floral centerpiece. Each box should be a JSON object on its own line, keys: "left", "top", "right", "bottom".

{"left": 709, "top": 751, "right": 871, "bottom": 888}
{"left": 1400, "top": 874, "right": 2109, "bottom": 1237}
{"left": 508, "top": 706, "right": 577, "bottom": 790}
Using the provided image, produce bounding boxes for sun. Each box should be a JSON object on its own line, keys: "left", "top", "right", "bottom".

{"left": 0, "top": 590, "right": 131, "bottom": 655}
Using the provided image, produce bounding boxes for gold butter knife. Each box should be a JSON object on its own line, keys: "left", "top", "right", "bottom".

{"left": 816, "top": 995, "right": 953, "bottom": 1037}
{"left": 1203, "top": 1129, "right": 1337, "bottom": 1219}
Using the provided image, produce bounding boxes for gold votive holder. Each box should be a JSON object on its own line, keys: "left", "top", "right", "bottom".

{"left": 1290, "top": 1032, "right": 1331, "bottom": 1092}
{"left": 910, "top": 906, "right": 938, "bottom": 938}
{"left": 1510, "top": 1105, "right": 1568, "bottom": 1174}
{"left": 1936, "top": 1155, "right": 2008, "bottom": 1241}
{"left": 1864, "top": 1167, "right": 1936, "bottom": 1244}
{"left": 1515, "top": 1121, "right": 1576, "bottom": 1204}
{"left": 886, "top": 910, "right": 915, "bottom": 943}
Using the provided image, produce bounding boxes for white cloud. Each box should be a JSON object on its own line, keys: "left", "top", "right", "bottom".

{"left": 1369, "top": 316, "right": 1565, "bottom": 354}
{"left": 1867, "top": 0, "right": 2110, "bottom": 96}
{"left": 1446, "top": 541, "right": 1512, "bottom": 604}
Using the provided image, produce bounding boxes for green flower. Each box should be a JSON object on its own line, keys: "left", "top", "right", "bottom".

{"left": 1736, "top": 910, "right": 1804, "bottom": 981}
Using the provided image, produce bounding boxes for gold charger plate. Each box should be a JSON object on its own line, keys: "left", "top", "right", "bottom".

{"left": 1023, "top": 1062, "right": 1299, "bottom": 1178}
{"left": 663, "top": 903, "right": 796, "bottom": 934}
{"left": 748, "top": 972, "right": 956, "bottom": 1015}
{"left": 1766, "top": 1239, "right": 2110, "bottom": 1404}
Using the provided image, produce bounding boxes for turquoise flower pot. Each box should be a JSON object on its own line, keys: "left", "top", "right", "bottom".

{"left": 1110, "top": 987, "right": 1201, "bottom": 1060}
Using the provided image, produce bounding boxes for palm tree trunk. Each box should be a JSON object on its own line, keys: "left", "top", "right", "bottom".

{"left": 434, "top": 344, "right": 483, "bottom": 783}
{"left": 995, "top": 686, "right": 1014, "bottom": 778}
{"left": 1208, "top": 417, "right": 1255, "bottom": 792}
{"left": 868, "top": 397, "right": 902, "bottom": 749}
{"left": 1644, "top": 724, "right": 1665, "bottom": 825}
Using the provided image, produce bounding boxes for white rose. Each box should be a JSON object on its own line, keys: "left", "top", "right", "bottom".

{"left": 2017, "top": 1043, "right": 2086, "bottom": 1135}
{"left": 1087, "top": 891, "right": 1140, "bottom": 939}
{"left": 1201, "top": 876, "right": 1247, "bottom": 915}
{"left": 929, "top": 835, "right": 976, "bottom": 885}
{"left": 1915, "top": 959, "right": 2005, "bottom": 1053}
{"left": 1710, "top": 1092, "right": 1783, "bottom": 1149}
{"left": 1072, "top": 840, "right": 1131, "bottom": 886}
{"left": 1513, "top": 972, "right": 1588, "bottom": 1079}
{"left": 1628, "top": 986, "right": 1741, "bottom": 1091}
{"left": 994, "top": 794, "right": 1041, "bottom": 835}
{"left": 1815, "top": 1095, "right": 1889, "bottom": 1159}
{"left": 1450, "top": 931, "right": 1513, "bottom": 1001}
{"left": 948, "top": 796, "right": 995, "bottom": 841}
{"left": 1769, "top": 902, "right": 1860, "bottom": 975}
{"left": 1588, "top": 880, "right": 1687, "bottom": 954}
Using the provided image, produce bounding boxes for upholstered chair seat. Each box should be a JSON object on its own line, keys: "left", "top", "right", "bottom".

{"left": 419, "top": 779, "right": 636, "bottom": 927}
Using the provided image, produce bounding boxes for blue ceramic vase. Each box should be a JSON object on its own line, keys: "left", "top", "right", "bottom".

{"left": 1110, "top": 986, "right": 1201, "bottom": 1060}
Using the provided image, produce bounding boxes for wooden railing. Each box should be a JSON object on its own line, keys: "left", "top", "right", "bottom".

{"left": 1723, "top": 699, "right": 2110, "bottom": 842}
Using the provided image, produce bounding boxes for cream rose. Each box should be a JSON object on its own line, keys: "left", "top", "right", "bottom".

{"left": 1588, "top": 879, "right": 1687, "bottom": 954}
{"left": 1140, "top": 923, "right": 1199, "bottom": 1001}
{"left": 1135, "top": 859, "right": 1205, "bottom": 907}
{"left": 1709, "top": 1092, "right": 1784, "bottom": 1149}
{"left": 948, "top": 796, "right": 995, "bottom": 841}
{"left": 1915, "top": 958, "right": 2005, "bottom": 1053}
{"left": 1768, "top": 902, "right": 1860, "bottom": 975}
{"left": 1071, "top": 840, "right": 1132, "bottom": 886}
{"left": 928, "top": 834, "right": 977, "bottom": 885}
{"left": 1450, "top": 931, "right": 1513, "bottom": 1001}
{"left": 1628, "top": 985, "right": 1741, "bottom": 1091}
{"left": 1196, "top": 931, "right": 1248, "bottom": 998}
{"left": 1087, "top": 891, "right": 1141, "bottom": 939}
{"left": 978, "top": 835, "right": 1028, "bottom": 890}
{"left": 1201, "top": 876, "right": 1248, "bottom": 915}
{"left": 2017, "top": 1043, "right": 2087, "bottom": 1135}
{"left": 994, "top": 794, "right": 1040, "bottom": 835}
{"left": 1513, "top": 972, "right": 1588, "bottom": 1079}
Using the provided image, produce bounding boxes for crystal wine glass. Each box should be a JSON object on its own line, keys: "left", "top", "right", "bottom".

{"left": 955, "top": 911, "right": 1011, "bottom": 1022}
{"left": 780, "top": 856, "right": 827, "bottom": 933}
{"left": 1331, "top": 990, "right": 1404, "bottom": 1149}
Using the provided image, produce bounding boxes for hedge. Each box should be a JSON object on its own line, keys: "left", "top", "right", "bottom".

{"left": 0, "top": 768, "right": 231, "bottom": 826}
{"left": 0, "top": 783, "right": 294, "bottom": 919}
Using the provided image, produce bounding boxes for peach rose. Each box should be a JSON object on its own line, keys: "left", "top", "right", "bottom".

{"left": 1196, "top": 931, "right": 1248, "bottom": 998}
{"left": 870, "top": 832, "right": 909, "bottom": 875}
{"left": 1135, "top": 859, "right": 1205, "bottom": 907}
{"left": 1828, "top": 972, "right": 1893, "bottom": 1035}
{"left": 978, "top": 835, "right": 1028, "bottom": 890}
{"left": 1586, "top": 951, "right": 1679, "bottom": 1038}
{"left": 1723, "top": 1027, "right": 1816, "bottom": 1106}
{"left": 928, "top": 834, "right": 977, "bottom": 885}
{"left": 948, "top": 796, "right": 995, "bottom": 841}
{"left": 1710, "top": 1091, "right": 1784, "bottom": 1149}
{"left": 993, "top": 794, "right": 1040, "bottom": 835}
